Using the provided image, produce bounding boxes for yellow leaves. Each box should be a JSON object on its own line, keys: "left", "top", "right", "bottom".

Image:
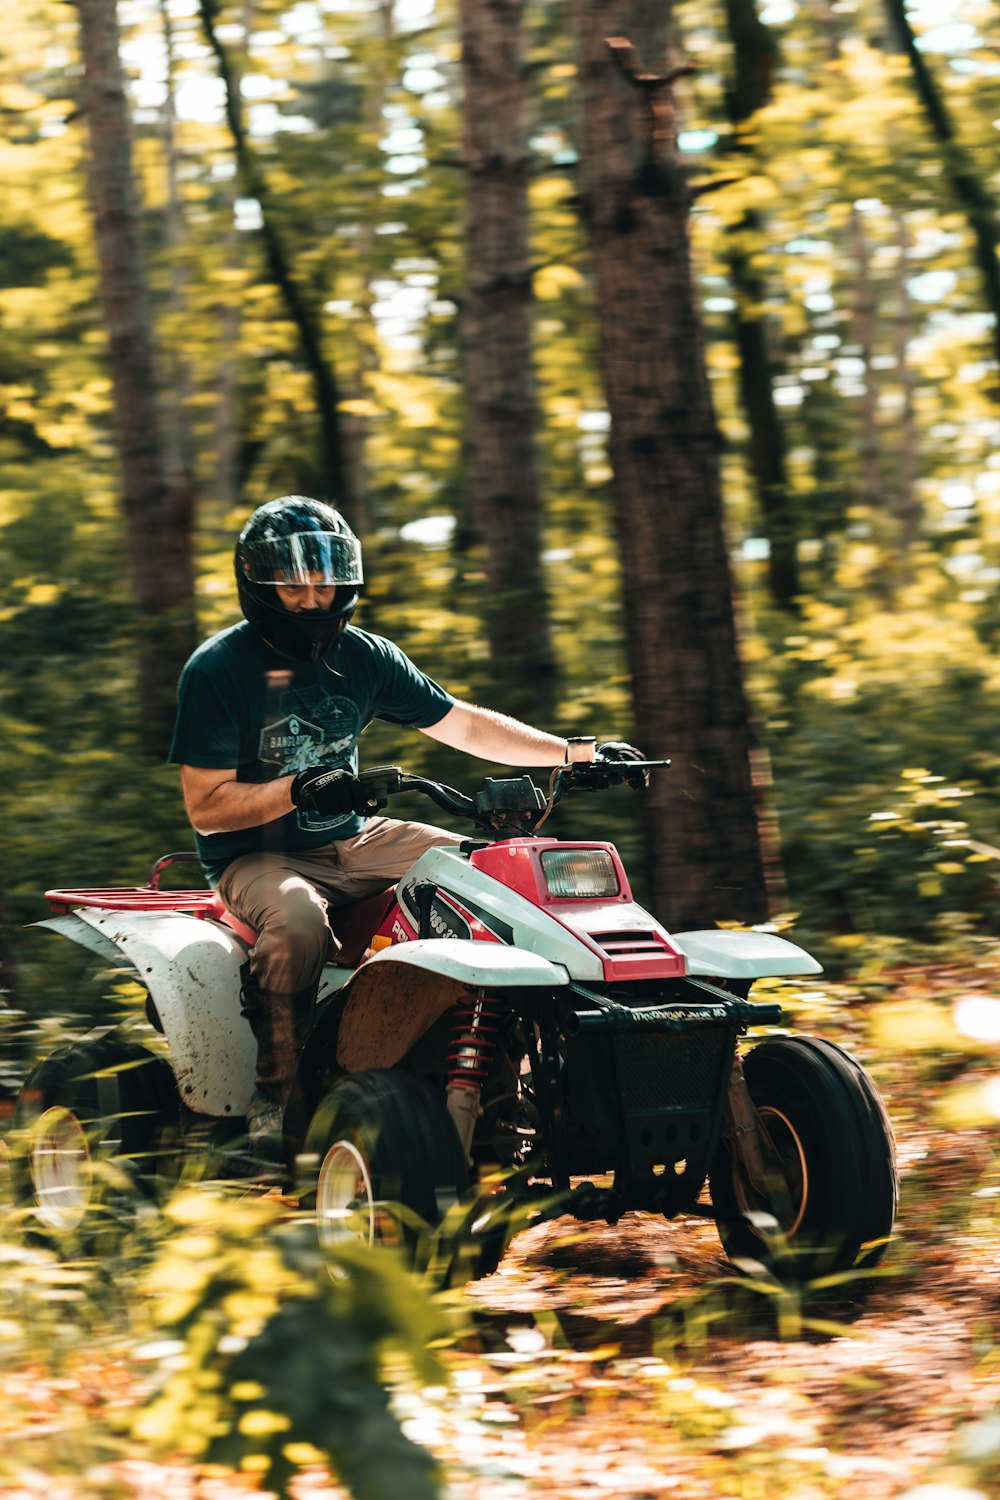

{"left": 23, "top": 584, "right": 59, "bottom": 606}
{"left": 240, "top": 1454, "right": 273, "bottom": 1473}
{"left": 368, "top": 369, "right": 437, "bottom": 428}
{"left": 230, "top": 1381, "right": 266, "bottom": 1402}
{"left": 338, "top": 397, "right": 381, "bottom": 417}
{"left": 67, "top": 378, "right": 113, "bottom": 416}
{"left": 238, "top": 1408, "right": 291, "bottom": 1437}
{"left": 530, "top": 174, "right": 575, "bottom": 210}
{"left": 869, "top": 998, "right": 962, "bottom": 1052}
{"left": 719, "top": 173, "right": 780, "bottom": 216}
{"left": 534, "top": 264, "right": 584, "bottom": 301}
{"left": 936, "top": 1076, "right": 1000, "bottom": 1129}
{"left": 222, "top": 1290, "right": 279, "bottom": 1335}
{"left": 284, "top": 1441, "right": 326, "bottom": 1465}
{"left": 166, "top": 1189, "right": 236, "bottom": 1227}
{"left": 0, "top": 82, "right": 44, "bottom": 111}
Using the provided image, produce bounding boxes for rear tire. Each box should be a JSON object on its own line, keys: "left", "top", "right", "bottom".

{"left": 12, "top": 1034, "right": 180, "bottom": 1246}
{"left": 302, "top": 1069, "right": 469, "bottom": 1269}
{"left": 710, "top": 1035, "right": 898, "bottom": 1281}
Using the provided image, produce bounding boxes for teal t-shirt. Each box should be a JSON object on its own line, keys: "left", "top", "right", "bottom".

{"left": 168, "top": 622, "right": 455, "bottom": 883}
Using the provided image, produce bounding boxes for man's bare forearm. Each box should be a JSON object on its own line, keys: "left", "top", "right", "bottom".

{"left": 421, "top": 701, "right": 595, "bottom": 765}
{"left": 180, "top": 766, "right": 295, "bottom": 835}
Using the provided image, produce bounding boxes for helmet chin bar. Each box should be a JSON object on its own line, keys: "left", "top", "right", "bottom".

{"left": 256, "top": 599, "right": 355, "bottom": 662}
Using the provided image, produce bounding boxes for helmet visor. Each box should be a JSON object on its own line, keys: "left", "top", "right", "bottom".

{"left": 242, "top": 531, "right": 364, "bottom": 587}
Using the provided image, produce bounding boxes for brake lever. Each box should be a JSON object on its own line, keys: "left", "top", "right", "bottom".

{"left": 561, "top": 757, "right": 671, "bottom": 793}
{"left": 354, "top": 764, "right": 404, "bottom": 812}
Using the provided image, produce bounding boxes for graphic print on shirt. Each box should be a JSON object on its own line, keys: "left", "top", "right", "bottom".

{"left": 258, "top": 685, "right": 362, "bottom": 834}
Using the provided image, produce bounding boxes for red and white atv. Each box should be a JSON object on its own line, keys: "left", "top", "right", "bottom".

{"left": 15, "top": 762, "right": 898, "bottom": 1280}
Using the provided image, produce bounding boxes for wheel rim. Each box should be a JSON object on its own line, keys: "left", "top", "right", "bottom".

{"left": 316, "top": 1139, "right": 380, "bottom": 1249}
{"left": 734, "top": 1105, "right": 809, "bottom": 1240}
{"left": 28, "top": 1107, "right": 93, "bottom": 1232}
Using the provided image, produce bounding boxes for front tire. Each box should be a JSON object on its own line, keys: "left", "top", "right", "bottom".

{"left": 12, "top": 1034, "right": 180, "bottom": 1245}
{"left": 710, "top": 1035, "right": 898, "bottom": 1280}
{"left": 302, "top": 1069, "right": 469, "bottom": 1266}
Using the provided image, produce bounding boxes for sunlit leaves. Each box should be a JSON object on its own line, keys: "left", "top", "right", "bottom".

{"left": 132, "top": 1188, "right": 447, "bottom": 1496}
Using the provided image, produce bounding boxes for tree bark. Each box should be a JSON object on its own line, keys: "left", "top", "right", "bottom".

{"left": 892, "top": 208, "right": 920, "bottom": 554}
{"left": 459, "top": 0, "right": 556, "bottom": 720}
{"left": 199, "top": 0, "right": 356, "bottom": 523}
{"left": 75, "top": 0, "right": 196, "bottom": 756}
{"left": 570, "top": 0, "right": 768, "bottom": 929}
{"left": 883, "top": 0, "right": 1000, "bottom": 381}
{"left": 721, "top": 0, "right": 799, "bottom": 612}
{"left": 850, "top": 205, "right": 881, "bottom": 516}
{"left": 158, "top": 0, "right": 199, "bottom": 509}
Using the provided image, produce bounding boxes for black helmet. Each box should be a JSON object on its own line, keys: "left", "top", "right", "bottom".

{"left": 235, "top": 496, "right": 363, "bottom": 661}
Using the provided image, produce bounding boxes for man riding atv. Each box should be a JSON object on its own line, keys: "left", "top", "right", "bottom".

{"left": 169, "top": 495, "right": 645, "bottom": 1161}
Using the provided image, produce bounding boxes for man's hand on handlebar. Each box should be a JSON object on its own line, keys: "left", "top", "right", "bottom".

{"left": 291, "top": 765, "right": 382, "bottom": 818}
{"left": 596, "top": 740, "right": 650, "bottom": 790}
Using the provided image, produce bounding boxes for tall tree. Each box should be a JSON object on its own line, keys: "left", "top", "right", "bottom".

{"left": 721, "top": 0, "right": 800, "bottom": 611}
{"left": 459, "top": 0, "right": 556, "bottom": 719}
{"left": 199, "top": 0, "right": 357, "bottom": 525}
{"left": 74, "top": 0, "right": 196, "bottom": 755}
{"left": 570, "top": 0, "right": 768, "bottom": 929}
{"left": 890, "top": 206, "right": 920, "bottom": 555}
{"left": 157, "top": 0, "right": 199, "bottom": 514}
{"left": 884, "top": 0, "right": 1000, "bottom": 379}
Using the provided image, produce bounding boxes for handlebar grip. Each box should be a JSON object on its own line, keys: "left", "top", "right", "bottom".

{"left": 357, "top": 764, "right": 404, "bottom": 788}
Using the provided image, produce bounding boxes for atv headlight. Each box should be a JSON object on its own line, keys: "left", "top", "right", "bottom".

{"left": 540, "top": 848, "right": 619, "bottom": 899}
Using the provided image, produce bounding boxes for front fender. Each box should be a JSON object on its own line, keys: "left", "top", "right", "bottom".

{"left": 36, "top": 907, "right": 256, "bottom": 1116}
{"left": 671, "top": 929, "right": 822, "bottom": 979}
{"left": 359, "top": 938, "right": 570, "bottom": 989}
{"left": 329, "top": 938, "right": 569, "bottom": 1073}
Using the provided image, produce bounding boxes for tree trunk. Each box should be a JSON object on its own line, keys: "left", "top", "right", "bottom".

{"left": 570, "top": 0, "right": 768, "bottom": 930}
{"left": 459, "top": 0, "right": 556, "bottom": 720}
{"left": 340, "top": 0, "right": 396, "bottom": 543}
{"left": 892, "top": 208, "right": 920, "bottom": 554}
{"left": 850, "top": 206, "right": 881, "bottom": 515}
{"left": 210, "top": 0, "right": 250, "bottom": 516}
{"left": 158, "top": 0, "right": 199, "bottom": 509}
{"left": 721, "top": 0, "right": 799, "bottom": 612}
{"left": 883, "top": 0, "right": 1000, "bottom": 382}
{"left": 199, "top": 0, "right": 356, "bottom": 523}
{"left": 75, "top": 0, "right": 196, "bottom": 757}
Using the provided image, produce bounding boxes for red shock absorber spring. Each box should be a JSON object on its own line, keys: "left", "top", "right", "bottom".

{"left": 446, "top": 991, "right": 501, "bottom": 1091}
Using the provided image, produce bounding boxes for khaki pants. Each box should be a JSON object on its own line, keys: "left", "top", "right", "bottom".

{"left": 215, "top": 816, "right": 463, "bottom": 996}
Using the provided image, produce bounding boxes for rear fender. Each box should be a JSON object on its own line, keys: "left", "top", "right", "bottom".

{"left": 35, "top": 907, "right": 256, "bottom": 1116}
{"left": 671, "top": 929, "right": 822, "bottom": 979}
{"left": 332, "top": 939, "right": 569, "bottom": 1072}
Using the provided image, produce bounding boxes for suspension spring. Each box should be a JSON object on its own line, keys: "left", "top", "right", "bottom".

{"left": 446, "top": 990, "right": 501, "bottom": 1092}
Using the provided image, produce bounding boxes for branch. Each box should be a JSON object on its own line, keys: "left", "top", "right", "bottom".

{"left": 604, "top": 34, "right": 696, "bottom": 92}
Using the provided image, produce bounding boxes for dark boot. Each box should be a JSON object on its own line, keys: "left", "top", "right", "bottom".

{"left": 240, "top": 967, "right": 318, "bottom": 1166}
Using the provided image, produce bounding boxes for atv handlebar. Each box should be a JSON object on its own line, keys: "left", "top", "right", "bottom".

{"left": 354, "top": 757, "right": 671, "bottom": 835}
{"left": 356, "top": 765, "right": 477, "bottom": 821}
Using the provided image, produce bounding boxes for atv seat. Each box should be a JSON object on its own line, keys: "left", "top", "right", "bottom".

{"left": 44, "top": 883, "right": 398, "bottom": 971}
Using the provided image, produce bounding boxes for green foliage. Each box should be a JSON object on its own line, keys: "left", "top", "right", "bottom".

{"left": 133, "top": 1187, "right": 447, "bottom": 1499}
{"left": 747, "top": 588, "right": 1000, "bottom": 957}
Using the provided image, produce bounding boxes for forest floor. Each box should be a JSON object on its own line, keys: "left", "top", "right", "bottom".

{"left": 3, "top": 964, "right": 1000, "bottom": 1500}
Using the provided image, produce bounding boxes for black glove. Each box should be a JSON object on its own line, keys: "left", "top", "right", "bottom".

{"left": 596, "top": 740, "right": 650, "bottom": 790}
{"left": 290, "top": 765, "right": 361, "bottom": 818}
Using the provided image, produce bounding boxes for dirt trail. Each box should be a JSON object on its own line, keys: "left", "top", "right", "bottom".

{"left": 440, "top": 1122, "right": 1000, "bottom": 1499}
